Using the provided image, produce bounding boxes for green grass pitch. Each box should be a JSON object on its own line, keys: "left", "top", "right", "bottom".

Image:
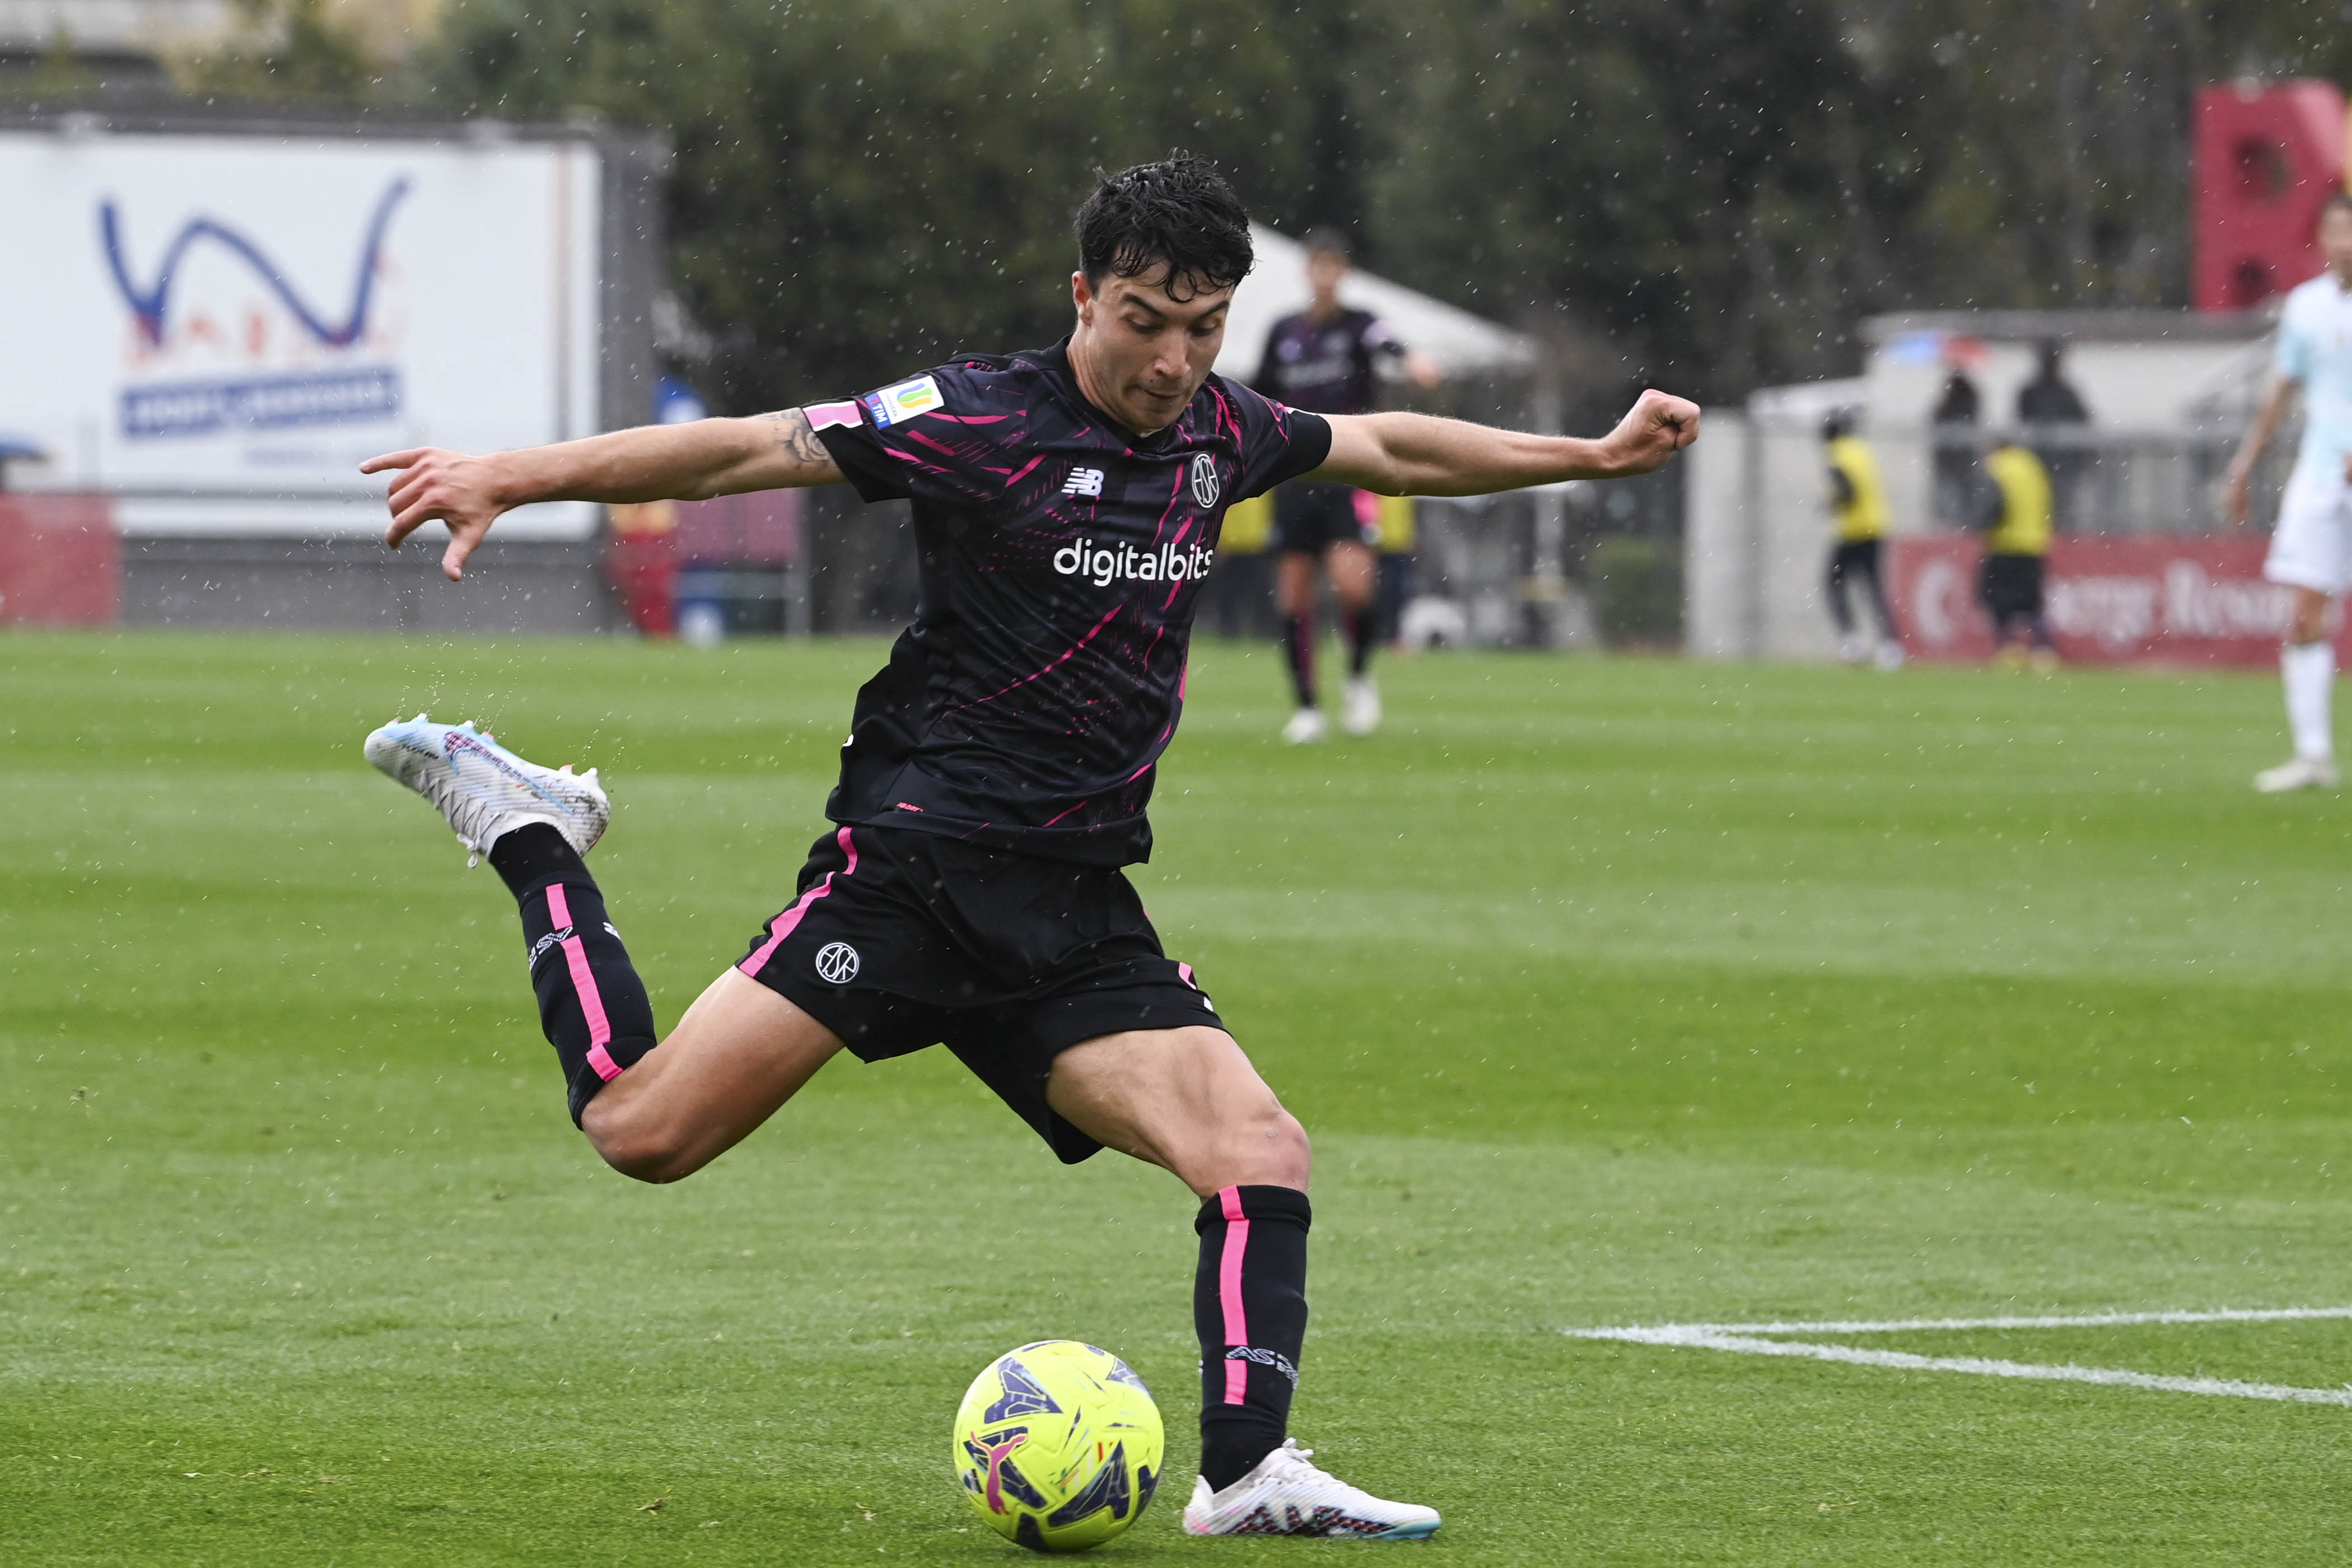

{"left": 8, "top": 629, "right": 2352, "bottom": 1564}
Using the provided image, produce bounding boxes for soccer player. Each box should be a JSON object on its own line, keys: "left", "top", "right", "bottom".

{"left": 358, "top": 155, "right": 1696, "bottom": 1539}
{"left": 1252, "top": 228, "right": 1444, "bottom": 743}
{"left": 1820, "top": 409, "right": 1902, "bottom": 670}
{"left": 2229, "top": 192, "right": 2352, "bottom": 793}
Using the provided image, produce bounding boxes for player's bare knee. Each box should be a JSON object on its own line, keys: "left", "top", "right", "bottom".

{"left": 1242, "top": 1104, "right": 1311, "bottom": 1189}
{"left": 581, "top": 1099, "right": 698, "bottom": 1184}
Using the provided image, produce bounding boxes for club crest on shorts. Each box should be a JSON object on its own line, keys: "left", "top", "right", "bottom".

{"left": 1189, "top": 452, "right": 1221, "bottom": 509}
{"left": 814, "top": 941, "right": 861, "bottom": 984}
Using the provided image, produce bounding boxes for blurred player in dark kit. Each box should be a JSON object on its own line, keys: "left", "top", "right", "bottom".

{"left": 1252, "top": 228, "right": 1443, "bottom": 743}
{"left": 357, "top": 156, "right": 1698, "bottom": 1539}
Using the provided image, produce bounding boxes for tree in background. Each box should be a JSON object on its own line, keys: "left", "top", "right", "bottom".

{"left": 166, "top": 0, "right": 2352, "bottom": 414}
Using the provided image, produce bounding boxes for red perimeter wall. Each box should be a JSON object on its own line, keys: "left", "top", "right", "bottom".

{"left": 1887, "top": 535, "right": 2340, "bottom": 666}
{"left": 0, "top": 493, "right": 118, "bottom": 626}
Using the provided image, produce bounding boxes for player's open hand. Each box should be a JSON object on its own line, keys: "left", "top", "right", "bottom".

{"left": 1600, "top": 389, "right": 1701, "bottom": 476}
{"left": 2224, "top": 461, "right": 2256, "bottom": 531}
{"left": 360, "top": 447, "right": 507, "bottom": 581}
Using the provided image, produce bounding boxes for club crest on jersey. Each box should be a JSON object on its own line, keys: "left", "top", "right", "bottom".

{"left": 861, "top": 375, "right": 942, "bottom": 427}
{"left": 1189, "top": 452, "right": 1222, "bottom": 508}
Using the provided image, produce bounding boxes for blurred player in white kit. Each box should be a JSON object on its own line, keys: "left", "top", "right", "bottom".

{"left": 2231, "top": 192, "right": 2352, "bottom": 792}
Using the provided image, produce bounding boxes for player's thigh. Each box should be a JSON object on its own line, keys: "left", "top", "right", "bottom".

{"left": 1044, "top": 1025, "right": 1308, "bottom": 1197}
{"left": 581, "top": 968, "right": 844, "bottom": 1182}
{"left": 1326, "top": 539, "right": 1375, "bottom": 603}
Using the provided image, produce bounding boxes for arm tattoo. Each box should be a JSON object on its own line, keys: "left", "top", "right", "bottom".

{"left": 764, "top": 408, "right": 830, "bottom": 469}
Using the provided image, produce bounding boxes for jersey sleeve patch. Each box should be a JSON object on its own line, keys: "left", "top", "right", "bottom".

{"left": 862, "top": 375, "right": 945, "bottom": 428}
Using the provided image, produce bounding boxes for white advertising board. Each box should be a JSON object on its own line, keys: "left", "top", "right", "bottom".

{"left": 0, "top": 129, "right": 601, "bottom": 538}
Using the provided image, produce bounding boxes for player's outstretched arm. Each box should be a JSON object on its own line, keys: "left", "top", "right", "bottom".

{"left": 1311, "top": 389, "right": 1699, "bottom": 497}
{"left": 360, "top": 410, "right": 846, "bottom": 581}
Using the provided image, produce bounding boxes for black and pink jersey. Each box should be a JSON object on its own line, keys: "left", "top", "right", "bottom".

{"left": 1253, "top": 307, "right": 1407, "bottom": 417}
{"left": 806, "top": 339, "right": 1331, "bottom": 865}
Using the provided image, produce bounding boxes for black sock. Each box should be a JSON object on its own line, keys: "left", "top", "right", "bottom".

{"left": 1194, "top": 1184, "right": 1311, "bottom": 1492}
{"left": 1282, "top": 614, "right": 1318, "bottom": 708}
{"left": 488, "top": 825, "right": 657, "bottom": 1125}
{"left": 1342, "top": 604, "right": 1376, "bottom": 678}
{"left": 487, "top": 822, "right": 587, "bottom": 898}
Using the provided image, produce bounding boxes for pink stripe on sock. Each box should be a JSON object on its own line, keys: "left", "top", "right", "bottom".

{"left": 1217, "top": 1185, "right": 1250, "bottom": 1404}
{"left": 544, "top": 884, "right": 620, "bottom": 1080}
{"left": 738, "top": 827, "right": 859, "bottom": 977}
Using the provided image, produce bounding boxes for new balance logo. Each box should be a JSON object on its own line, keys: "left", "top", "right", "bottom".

{"left": 1063, "top": 467, "right": 1105, "bottom": 497}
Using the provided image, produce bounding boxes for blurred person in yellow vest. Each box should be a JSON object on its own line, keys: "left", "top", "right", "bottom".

{"left": 1821, "top": 409, "right": 1902, "bottom": 670}
{"left": 1370, "top": 491, "right": 1417, "bottom": 652}
{"left": 1969, "top": 441, "right": 2057, "bottom": 671}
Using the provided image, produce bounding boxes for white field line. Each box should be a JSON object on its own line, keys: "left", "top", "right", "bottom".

{"left": 1563, "top": 1306, "right": 2352, "bottom": 1408}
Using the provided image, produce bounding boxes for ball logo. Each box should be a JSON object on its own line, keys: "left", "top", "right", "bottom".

{"left": 1189, "top": 452, "right": 1221, "bottom": 509}
{"left": 814, "top": 941, "right": 861, "bottom": 983}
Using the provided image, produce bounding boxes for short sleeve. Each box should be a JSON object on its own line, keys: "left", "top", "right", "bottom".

{"left": 802, "top": 364, "right": 1012, "bottom": 509}
{"left": 1224, "top": 381, "right": 1332, "bottom": 500}
{"left": 1362, "top": 316, "right": 1408, "bottom": 357}
{"left": 2278, "top": 303, "right": 2312, "bottom": 382}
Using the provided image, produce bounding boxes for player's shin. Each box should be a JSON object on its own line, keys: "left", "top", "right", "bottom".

{"left": 2283, "top": 638, "right": 2336, "bottom": 761}
{"left": 1193, "top": 1184, "right": 1311, "bottom": 1492}
{"left": 1342, "top": 604, "right": 1376, "bottom": 677}
{"left": 489, "top": 823, "right": 657, "bottom": 1123}
{"left": 1282, "top": 614, "right": 1318, "bottom": 707}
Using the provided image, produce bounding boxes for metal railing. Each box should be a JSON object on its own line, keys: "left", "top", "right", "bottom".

{"left": 1921, "top": 423, "right": 2297, "bottom": 535}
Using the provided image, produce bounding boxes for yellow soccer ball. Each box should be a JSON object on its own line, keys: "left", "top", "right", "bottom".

{"left": 952, "top": 1340, "right": 1165, "bottom": 1552}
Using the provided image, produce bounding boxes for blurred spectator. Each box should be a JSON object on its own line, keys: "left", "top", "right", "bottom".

{"left": 2016, "top": 340, "right": 2092, "bottom": 529}
{"left": 1820, "top": 409, "right": 1902, "bottom": 670}
{"left": 1931, "top": 368, "right": 1982, "bottom": 526}
{"left": 1371, "top": 493, "right": 1419, "bottom": 652}
{"left": 1970, "top": 440, "right": 2058, "bottom": 671}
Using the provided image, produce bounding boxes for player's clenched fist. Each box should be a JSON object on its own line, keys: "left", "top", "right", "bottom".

{"left": 360, "top": 446, "right": 510, "bottom": 581}
{"left": 1599, "top": 389, "right": 1701, "bottom": 477}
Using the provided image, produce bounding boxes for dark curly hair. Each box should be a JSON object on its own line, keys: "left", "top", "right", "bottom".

{"left": 1075, "top": 152, "right": 1254, "bottom": 303}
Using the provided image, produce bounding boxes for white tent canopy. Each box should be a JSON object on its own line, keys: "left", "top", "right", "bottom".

{"left": 1214, "top": 223, "right": 1539, "bottom": 383}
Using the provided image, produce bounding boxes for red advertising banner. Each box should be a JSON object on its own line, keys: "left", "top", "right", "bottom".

{"left": 1886, "top": 534, "right": 2339, "bottom": 668}
{"left": 0, "top": 493, "right": 117, "bottom": 626}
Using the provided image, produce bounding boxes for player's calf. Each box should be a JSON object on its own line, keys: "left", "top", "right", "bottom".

{"left": 364, "top": 716, "right": 656, "bottom": 1125}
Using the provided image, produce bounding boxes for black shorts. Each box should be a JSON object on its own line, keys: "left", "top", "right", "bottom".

{"left": 1272, "top": 480, "right": 1380, "bottom": 554}
{"left": 735, "top": 825, "right": 1225, "bottom": 1163}
{"left": 1978, "top": 552, "right": 2045, "bottom": 619}
{"left": 1828, "top": 538, "right": 1883, "bottom": 578}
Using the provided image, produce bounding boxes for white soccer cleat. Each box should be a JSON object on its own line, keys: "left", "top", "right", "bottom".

{"left": 1282, "top": 707, "right": 1329, "bottom": 745}
{"left": 1873, "top": 640, "right": 1906, "bottom": 671}
{"left": 1342, "top": 675, "right": 1383, "bottom": 736}
{"left": 363, "top": 713, "right": 610, "bottom": 862}
{"left": 1837, "top": 632, "right": 1870, "bottom": 666}
{"left": 2255, "top": 755, "right": 2341, "bottom": 793}
{"left": 1181, "top": 1440, "right": 1440, "bottom": 1541}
